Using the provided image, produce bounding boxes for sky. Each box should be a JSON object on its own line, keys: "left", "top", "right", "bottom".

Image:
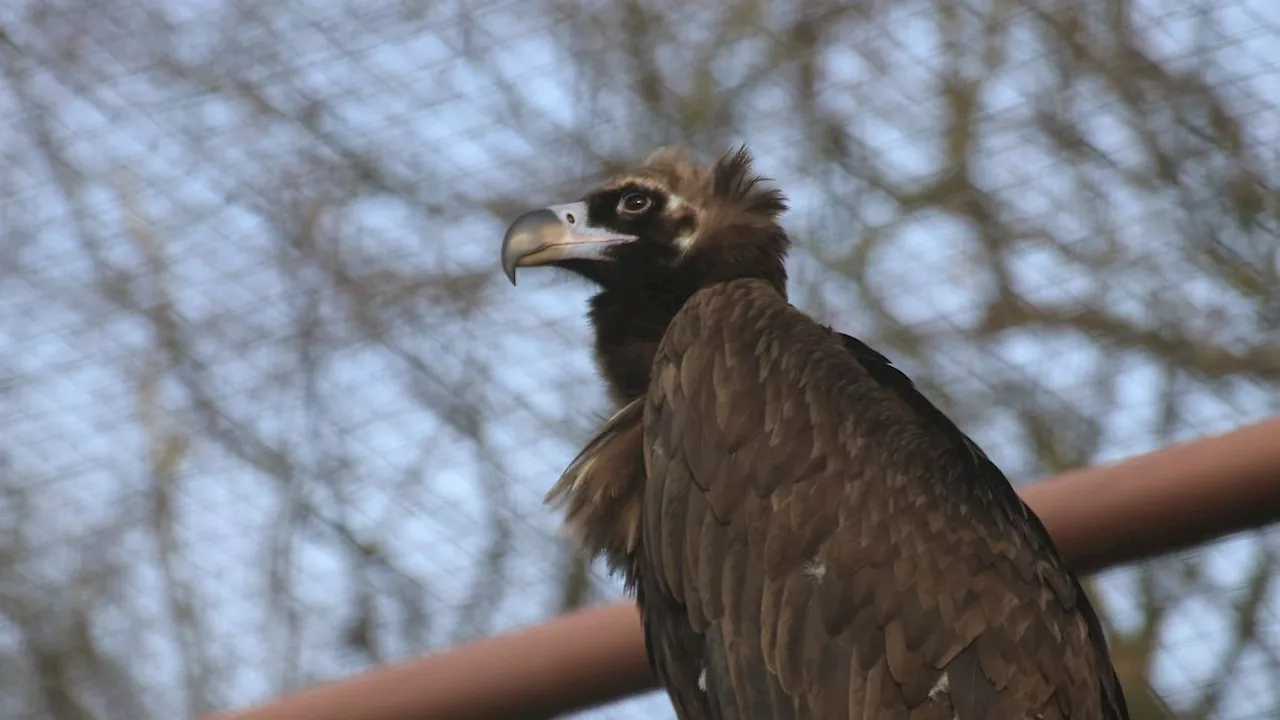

{"left": 0, "top": 0, "right": 1277, "bottom": 719}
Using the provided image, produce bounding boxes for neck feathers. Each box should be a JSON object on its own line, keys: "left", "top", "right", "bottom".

{"left": 544, "top": 397, "right": 647, "bottom": 584}
{"left": 589, "top": 223, "right": 789, "bottom": 405}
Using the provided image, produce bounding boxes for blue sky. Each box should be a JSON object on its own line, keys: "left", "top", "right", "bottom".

{"left": 0, "top": 1, "right": 1277, "bottom": 718}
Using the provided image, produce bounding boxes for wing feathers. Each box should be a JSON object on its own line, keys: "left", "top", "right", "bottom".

{"left": 637, "top": 278, "right": 1127, "bottom": 720}
{"left": 682, "top": 487, "right": 712, "bottom": 632}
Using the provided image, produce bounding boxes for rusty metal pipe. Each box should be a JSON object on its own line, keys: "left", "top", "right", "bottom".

{"left": 204, "top": 417, "right": 1280, "bottom": 720}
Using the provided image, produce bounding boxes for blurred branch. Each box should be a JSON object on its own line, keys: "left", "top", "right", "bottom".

{"left": 121, "top": 171, "right": 210, "bottom": 717}
{"left": 0, "top": 2, "right": 1278, "bottom": 719}
{"left": 977, "top": 301, "right": 1280, "bottom": 382}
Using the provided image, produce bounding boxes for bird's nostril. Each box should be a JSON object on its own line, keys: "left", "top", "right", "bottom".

{"left": 565, "top": 212, "right": 576, "bottom": 224}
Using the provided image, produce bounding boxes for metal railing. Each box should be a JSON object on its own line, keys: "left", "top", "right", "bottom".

{"left": 208, "top": 418, "right": 1280, "bottom": 720}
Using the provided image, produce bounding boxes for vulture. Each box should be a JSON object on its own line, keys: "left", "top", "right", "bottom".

{"left": 500, "top": 146, "right": 1130, "bottom": 720}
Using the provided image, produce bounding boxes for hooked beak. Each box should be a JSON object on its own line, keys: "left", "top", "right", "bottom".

{"left": 500, "top": 202, "right": 637, "bottom": 285}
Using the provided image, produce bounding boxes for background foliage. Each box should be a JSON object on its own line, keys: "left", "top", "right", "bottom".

{"left": 0, "top": 0, "right": 1277, "bottom": 718}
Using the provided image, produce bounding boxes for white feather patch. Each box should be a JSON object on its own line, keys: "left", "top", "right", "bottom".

{"left": 662, "top": 194, "right": 700, "bottom": 254}
{"left": 928, "top": 672, "right": 949, "bottom": 701}
{"left": 801, "top": 556, "right": 826, "bottom": 581}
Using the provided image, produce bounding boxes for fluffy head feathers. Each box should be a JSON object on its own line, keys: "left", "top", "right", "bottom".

{"left": 600, "top": 145, "right": 790, "bottom": 259}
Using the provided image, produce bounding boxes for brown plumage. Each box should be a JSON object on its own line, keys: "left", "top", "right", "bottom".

{"left": 500, "top": 146, "right": 1130, "bottom": 719}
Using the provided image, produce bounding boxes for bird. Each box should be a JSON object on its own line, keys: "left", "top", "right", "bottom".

{"left": 499, "top": 146, "right": 1131, "bottom": 720}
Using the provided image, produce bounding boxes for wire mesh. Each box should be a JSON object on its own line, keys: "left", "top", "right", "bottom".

{"left": 0, "top": 0, "right": 1277, "bottom": 718}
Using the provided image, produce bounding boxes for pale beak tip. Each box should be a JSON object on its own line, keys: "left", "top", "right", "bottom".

{"left": 501, "top": 208, "right": 563, "bottom": 287}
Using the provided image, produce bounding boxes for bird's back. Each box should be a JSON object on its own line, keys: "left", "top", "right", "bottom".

{"left": 637, "top": 278, "right": 1130, "bottom": 720}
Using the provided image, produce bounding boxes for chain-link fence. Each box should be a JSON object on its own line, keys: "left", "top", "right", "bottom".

{"left": 0, "top": 1, "right": 1277, "bottom": 718}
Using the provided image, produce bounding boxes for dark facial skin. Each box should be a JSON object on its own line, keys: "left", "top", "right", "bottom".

{"left": 558, "top": 183, "right": 707, "bottom": 402}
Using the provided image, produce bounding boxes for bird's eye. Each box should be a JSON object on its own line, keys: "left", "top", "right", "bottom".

{"left": 618, "top": 193, "right": 652, "bottom": 217}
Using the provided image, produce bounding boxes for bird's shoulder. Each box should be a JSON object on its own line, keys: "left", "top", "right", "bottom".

{"left": 640, "top": 278, "right": 1128, "bottom": 719}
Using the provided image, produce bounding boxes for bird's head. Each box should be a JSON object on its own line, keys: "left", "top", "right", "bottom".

{"left": 500, "top": 145, "right": 790, "bottom": 296}
{"left": 501, "top": 145, "right": 790, "bottom": 404}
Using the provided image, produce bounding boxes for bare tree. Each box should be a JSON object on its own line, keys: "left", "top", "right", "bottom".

{"left": 0, "top": 1, "right": 1275, "bottom": 719}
